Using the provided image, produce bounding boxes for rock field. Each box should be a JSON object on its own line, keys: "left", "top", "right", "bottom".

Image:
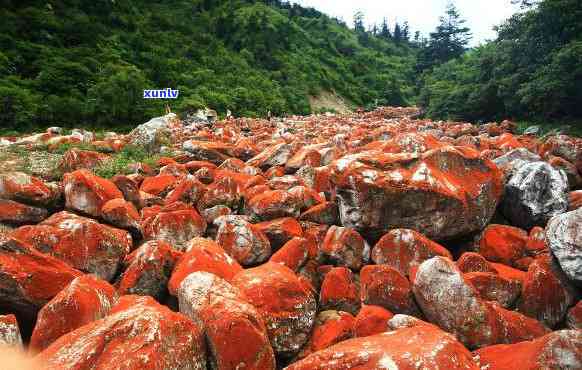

{"left": 0, "top": 107, "right": 580, "bottom": 369}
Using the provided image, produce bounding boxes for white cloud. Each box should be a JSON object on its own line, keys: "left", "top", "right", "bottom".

{"left": 292, "top": 0, "right": 521, "bottom": 46}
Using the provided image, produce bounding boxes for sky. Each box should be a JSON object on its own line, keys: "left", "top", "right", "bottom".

{"left": 292, "top": 0, "right": 522, "bottom": 46}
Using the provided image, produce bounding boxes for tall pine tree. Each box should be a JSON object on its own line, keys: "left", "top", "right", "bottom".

{"left": 417, "top": 2, "right": 472, "bottom": 71}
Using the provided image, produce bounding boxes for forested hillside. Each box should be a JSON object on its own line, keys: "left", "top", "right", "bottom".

{"left": 419, "top": 0, "right": 582, "bottom": 123}
{"left": 0, "top": 0, "right": 416, "bottom": 130}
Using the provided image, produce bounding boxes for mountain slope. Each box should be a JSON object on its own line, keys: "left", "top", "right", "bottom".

{"left": 0, "top": 0, "right": 417, "bottom": 130}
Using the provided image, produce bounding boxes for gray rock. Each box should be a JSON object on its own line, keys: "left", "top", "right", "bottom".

{"left": 546, "top": 207, "right": 582, "bottom": 285}
{"left": 493, "top": 148, "right": 542, "bottom": 182}
{"left": 501, "top": 161, "right": 568, "bottom": 229}
{"left": 128, "top": 113, "right": 179, "bottom": 152}
{"left": 523, "top": 125, "right": 541, "bottom": 135}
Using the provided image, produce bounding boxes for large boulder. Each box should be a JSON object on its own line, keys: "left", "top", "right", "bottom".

{"left": 474, "top": 330, "right": 581, "bottom": 370}
{"left": 117, "top": 240, "right": 182, "bottom": 300}
{"left": 30, "top": 275, "right": 118, "bottom": 352}
{"left": 546, "top": 207, "right": 582, "bottom": 285}
{"left": 63, "top": 169, "right": 124, "bottom": 218}
{"left": 12, "top": 211, "right": 132, "bottom": 281}
{"left": 0, "top": 199, "right": 48, "bottom": 225}
{"left": 232, "top": 262, "right": 316, "bottom": 357}
{"left": 330, "top": 140, "right": 502, "bottom": 241}
{"left": 37, "top": 295, "right": 207, "bottom": 369}
{"left": 371, "top": 228, "right": 452, "bottom": 277}
{"left": 501, "top": 161, "right": 568, "bottom": 229}
{"left": 412, "top": 256, "right": 548, "bottom": 349}
{"left": 215, "top": 216, "right": 271, "bottom": 266}
{"left": 0, "top": 236, "right": 82, "bottom": 336}
{"left": 285, "top": 325, "right": 478, "bottom": 370}
{"left": 128, "top": 113, "right": 181, "bottom": 152}
{"left": 178, "top": 272, "right": 276, "bottom": 370}
{"left": 0, "top": 172, "right": 61, "bottom": 208}
{"left": 518, "top": 255, "right": 577, "bottom": 328}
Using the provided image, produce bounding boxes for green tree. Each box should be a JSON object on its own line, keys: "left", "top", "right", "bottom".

{"left": 417, "top": 2, "right": 472, "bottom": 71}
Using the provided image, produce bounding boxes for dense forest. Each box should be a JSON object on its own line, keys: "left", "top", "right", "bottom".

{"left": 0, "top": 0, "right": 417, "bottom": 130}
{"left": 0, "top": 0, "right": 581, "bottom": 131}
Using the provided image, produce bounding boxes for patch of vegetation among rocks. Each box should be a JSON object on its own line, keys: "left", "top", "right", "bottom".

{"left": 93, "top": 146, "right": 161, "bottom": 179}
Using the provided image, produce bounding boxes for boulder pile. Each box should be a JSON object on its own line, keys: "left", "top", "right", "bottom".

{"left": 0, "top": 107, "right": 580, "bottom": 369}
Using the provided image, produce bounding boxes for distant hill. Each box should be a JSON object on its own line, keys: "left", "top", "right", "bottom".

{"left": 0, "top": 0, "right": 417, "bottom": 130}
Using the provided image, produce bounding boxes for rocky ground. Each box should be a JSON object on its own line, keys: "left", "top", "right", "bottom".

{"left": 0, "top": 107, "right": 580, "bottom": 369}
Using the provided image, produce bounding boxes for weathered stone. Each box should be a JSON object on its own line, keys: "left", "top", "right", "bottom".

{"left": 178, "top": 272, "right": 276, "bottom": 370}
{"left": 232, "top": 262, "right": 316, "bottom": 357}
{"left": 501, "top": 161, "right": 568, "bottom": 229}
{"left": 0, "top": 314, "right": 22, "bottom": 347}
{"left": 30, "top": 275, "right": 118, "bottom": 352}
{"left": 319, "top": 267, "right": 360, "bottom": 315}
{"left": 360, "top": 265, "right": 420, "bottom": 316}
{"left": 330, "top": 140, "right": 502, "bottom": 241}
{"left": 117, "top": 240, "right": 182, "bottom": 300}
{"left": 215, "top": 216, "right": 271, "bottom": 266}
{"left": 546, "top": 207, "right": 582, "bottom": 285}
{"left": 168, "top": 237, "right": 242, "bottom": 295}
{"left": 128, "top": 113, "right": 181, "bottom": 152}
{"left": 371, "top": 228, "right": 452, "bottom": 276}
{"left": 353, "top": 305, "right": 393, "bottom": 337}
{"left": 0, "top": 199, "right": 48, "bottom": 225}
{"left": 38, "top": 295, "right": 207, "bottom": 369}
{"left": 413, "top": 256, "right": 548, "bottom": 349}
{"left": 321, "top": 226, "right": 370, "bottom": 270}
{"left": 296, "top": 310, "right": 355, "bottom": 360}
{"left": 474, "top": 330, "right": 582, "bottom": 370}
{"left": 63, "top": 169, "right": 123, "bottom": 218}
{"left": 285, "top": 325, "right": 478, "bottom": 370}
{"left": 12, "top": 211, "right": 131, "bottom": 281}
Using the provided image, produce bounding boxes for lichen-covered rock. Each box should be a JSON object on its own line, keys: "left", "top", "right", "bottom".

{"left": 12, "top": 211, "right": 131, "bottom": 281}
{"left": 321, "top": 226, "right": 370, "bottom": 270}
{"left": 38, "top": 295, "right": 207, "bottom": 369}
{"left": 371, "top": 228, "right": 452, "bottom": 276}
{"left": 477, "top": 224, "right": 529, "bottom": 267}
{"left": 285, "top": 325, "right": 479, "bottom": 370}
{"left": 117, "top": 240, "right": 182, "bottom": 300}
{"left": 413, "top": 256, "right": 548, "bottom": 349}
{"left": 0, "top": 199, "right": 48, "bottom": 225}
{"left": 319, "top": 267, "right": 360, "bottom": 315}
{"left": 545, "top": 207, "right": 582, "bottom": 285}
{"left": 30, "top": 274, "right": 118, "bottom": 352}
{"left": 142, "top": 202, "right": 207, "bottom": 251}
{"left": 492, "top": 147, "right": 542, "bottom": 182}
{"left": 501, "top": 161, "right": 568, "bottom": 229}
{"left": 353, "top": 305, "right": 394, "bottom": 337}
{"left": 246, "top": 190, "right": 301, "bottom": 222}
{"left": 246, "top": 143, "right": 293, "bottom": 170}
{"left": 0, "top": 236, "right": 82, "bottom": 335}
{"left": 296, "top": 310, "right": 355, "bottom": 360}
{"left": 140, "top": 174, "right": 178, "bottom": 197}
{"left": 178, "top": 272, "right": 276, "bottom": 370}
{"left": 360, "top": 265, "right": 420, "bottom": 316}
{"left": 63, "top": 169, "right": 123, "bottom": 218}
{"left": 165, "top": 175, "right": 206, "bottom": 205}
{"left": 232, "top": 262, "right": 316, "bottom": 357}
{"left": 101, "top": 198, "right": 141, "bottom": 235}
{"left": 215, "top": 216, "right": 271, "bottom": 266}
{"left": 330, "top": 140, "right": 502, "bottom": 241}
{"left": 518, "top": 255, "right": 577, "bottom": 328}
{"left": 0, "top": 314, "right": 22, "bottom": 347}
{"left": 457, "top": 252, "right": 497, "bottom": 274}
{"left": 169, "top": 237, "right": 242, "bottom": 295}
{"left": 0, "top": 172, "right": 61, "bottom": 207}
{"left": 255, "top": 217, "right": 303, "bottom": 250}
{"left": 464, "top": 272, "right": 521, "bottom": 308}
{"left": 270, "top": 237, "right": 319, "bottom": 287}
{"left": 299, "top": 202, "right": 339, "bottom": 225}
{"left": 473, "top": 330, "right": 582, "bottom": 370}
{"left": 566, "top": 301, "right": 582, "bottom": 329}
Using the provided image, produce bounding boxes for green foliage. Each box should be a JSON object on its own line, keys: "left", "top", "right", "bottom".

{"left": 420, "top": 0, "right": 582, "bottom": 124}
{"left": 0, "top": 0, "right": 417, "bottom": 131}
{"left": 93, "top": 145, "right": 160, "bottom": 179}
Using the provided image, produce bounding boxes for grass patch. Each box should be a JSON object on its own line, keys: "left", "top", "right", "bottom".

{"left": 93, "top": 145, "right": 161, "bottom": 179}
